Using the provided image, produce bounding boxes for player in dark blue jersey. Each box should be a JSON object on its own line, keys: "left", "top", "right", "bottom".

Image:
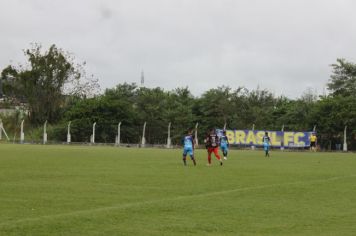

{"left": 182, "top": 129, "right": 196, "bottom": 166}
{"left": 263, "top": 131, "right": 272, "bottom": 157}
{"left": 220, "top": 130, "right": 229, "bottom": 160}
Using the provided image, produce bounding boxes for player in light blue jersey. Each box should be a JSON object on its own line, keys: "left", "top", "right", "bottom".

{"left": 220, "top": 130, "right": 229, "bottom": 160}
{"left": 182, "top": 129, "right": 196, "bottom": 166}
{"left": 263, "top": 131, "right": 272, "bottom": 157}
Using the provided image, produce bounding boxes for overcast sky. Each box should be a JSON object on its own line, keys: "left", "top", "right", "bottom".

{"left": 1, "top": 0, "right": 355, "bottom": 98}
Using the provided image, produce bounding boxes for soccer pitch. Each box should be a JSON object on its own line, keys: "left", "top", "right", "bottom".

{"left": 0, "top": 144, "right": 356, "bottom": 236}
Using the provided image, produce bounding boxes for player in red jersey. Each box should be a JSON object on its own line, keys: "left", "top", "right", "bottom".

{"left": 204, "top": 129, "right": 223, "bottom": 166}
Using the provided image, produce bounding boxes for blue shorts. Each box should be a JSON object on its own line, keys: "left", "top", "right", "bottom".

{"left": 183, "top": 147, "right": 194, "bottom": 157}
{"left": 264, "top": 143, "right": 270, "bottom": 151}
{"left": 220, "top": 145, "right": 228, "bottom": 152}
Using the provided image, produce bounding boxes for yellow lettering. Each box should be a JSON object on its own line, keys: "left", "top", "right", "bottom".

{"left": 246, "top": 131, "right": 256, "bottom": 145}
{"left": 235, "top": 130, "right": 246, "bottom": 144}
{"left": 294, "top": 132, "right": 305, "bottom": 146}
{"left": 284, "top": 132, "right": 294, "bottom": 146}
{"left": 226, "top": 130, "right": 235, "bottom": 144}
{"left": 270, "top": 132, "right": 280, "bottom": 146}
{"left": 256, "top": 131, "right": 265, "bottom": 145}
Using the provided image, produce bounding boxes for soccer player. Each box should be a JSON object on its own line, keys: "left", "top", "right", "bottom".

{"left": 182, "top": 129, "right": 196, "bottom": 166}
{"left": 205, "top": 129, "right": 223, "bottom": 166}
{"left": 263, "top": 131, "right": 271, "bottom": 157}
{"left": 309, "top": 132, "right": 317, "bottom": 152}
{"left": 220, "top": 130, "right": 229, "bottom": 160}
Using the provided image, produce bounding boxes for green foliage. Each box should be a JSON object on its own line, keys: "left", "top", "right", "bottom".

{"left": 196, "top": 86, "right": 233, "bottom": 131}
{"left": 1, "top": 44, "right": 98, "bottom": 125}
{"left": 135, "top": 87, "right": 168, "bottom": 143}
{"left": 310, "top": 96, "right": 356, "bottom": 149}
{"left": 164, "top": 87, "right": 196, "bottom": 143}
{"left": 328, "top": 58, "right": 356, "bottom": 97}
{"left": 64, "top": 84, "right": 139, "bottom": 143}
{"left": 52, "top": 82, "right": 356, "bottom": 149}
{"left": 273, "top": 99, "right": 315, "bottom": 131}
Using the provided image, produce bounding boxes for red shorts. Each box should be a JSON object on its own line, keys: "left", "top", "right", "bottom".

{"left": 208, "top": 147, "right": 220, "bottom": 157}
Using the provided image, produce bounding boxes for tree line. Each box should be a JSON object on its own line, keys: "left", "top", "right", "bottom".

{"left": 1, "top": 45, "right": 355, "bottom": 149}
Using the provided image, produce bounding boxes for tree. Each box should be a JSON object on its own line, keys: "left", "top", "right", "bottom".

{"left": 196, "top": 86, "right": 234, "bottom": 131}
{"left": 135, "top": 87, "right": 168, "bottom": 144}
{"left": 309, "top": 96, "right": 356, "bottom": 150}
{"left": 1, "top": 44, "right": 99, "bottom": 124}
{"left": 240, "top": 88, "right": 276, "bottom": 129}
{"left": 300, "top": 87, "right": 318, "bottom": 104}
{"left": 164, "top": 87, "right": 196, "bottom": 143}
{"left": 274, "top": 99, "right": 314, "bottom": 131}
{"left": 63, "top": 83, "right": 139, "bottom": 143}
{"left": 328, "top": 58, "right": 356, "bottom": 97}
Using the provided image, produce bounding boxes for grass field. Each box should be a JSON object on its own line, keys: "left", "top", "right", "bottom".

{"left": 0, "top": 144, "right": 356, "bottom": 236}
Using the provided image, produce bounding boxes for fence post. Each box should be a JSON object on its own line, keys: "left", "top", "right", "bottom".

{"left": 117, "top": 122, "right": 122, "bottom": 146}
{"left": 343, "top": 126, "right": 347, "bottom": 152}
{"left": 251, "top": 124, "right": 255, "bottom": 150}
{"left": 167, "top": 122, "right": 171, "bottom": 148}
{"left": 195, "top": 122, "right": 199, "bottom": 146}
{"left": 67, "top": 121, "right": 71, "bottom": 143}
{"left": 141, "top": 122, "right": 146, "bottom": 147}
{"left": 43, "top": 120, "right": 47, "bottom": 144}
{"left": 280, "top": 124, "right": 285, "bottom": 151}
{"left": 0, "top": 119, "right": 9, "bottom": 141}
{"left": 20, "top": 120, "right": 25, "bottom": 144}
{"left": 91, "top": 122, "right": 96, "bottom": 144}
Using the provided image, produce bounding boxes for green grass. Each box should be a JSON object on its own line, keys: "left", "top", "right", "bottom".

{"left": 0, "top": 144, "right": 356, "bottom": 236}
